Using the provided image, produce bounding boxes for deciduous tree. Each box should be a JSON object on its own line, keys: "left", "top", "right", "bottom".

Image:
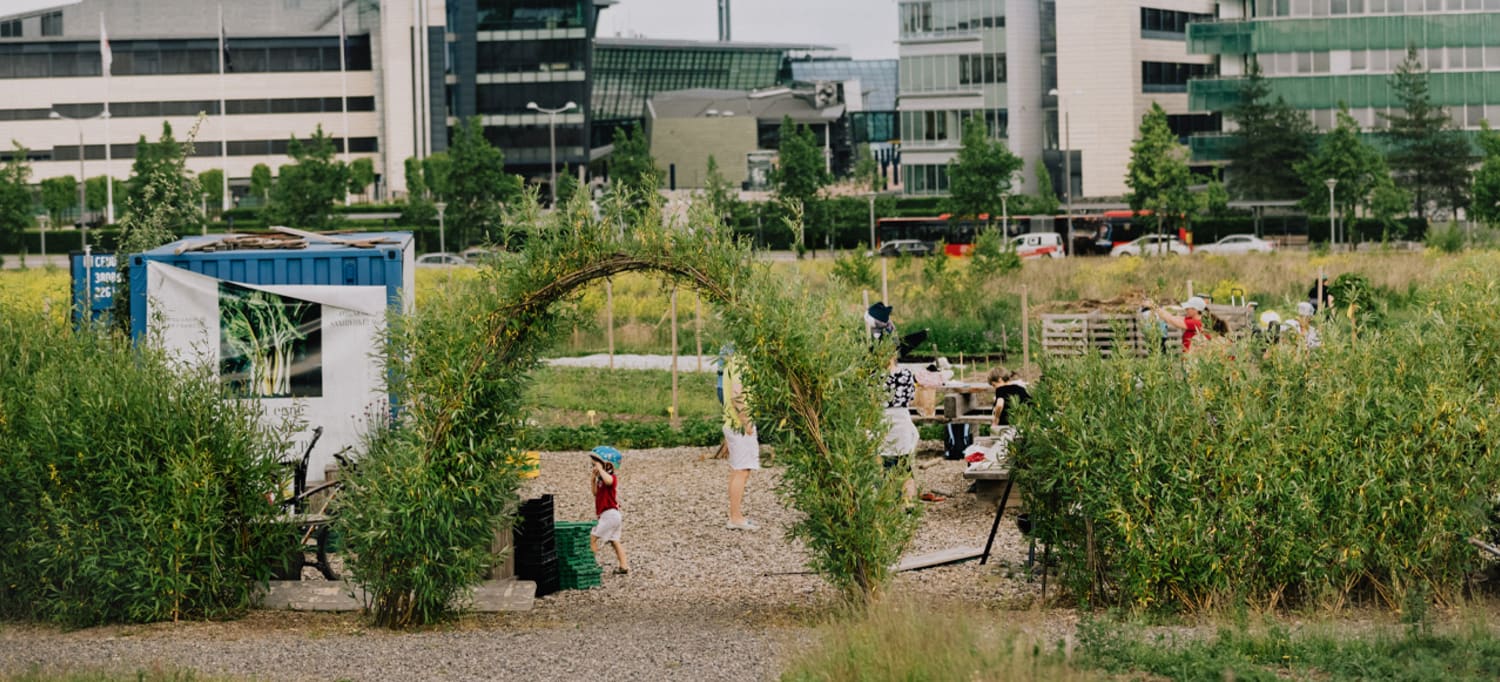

{"left": 249, "top": 163, "right": 273, "bottom": 202}
{"left": 1469, "top": 120, "right": 1500, "bottom": 227}
{"left": 0, "top": 143, "right": 35, "bottom": 253}
{"left": 265, "top": 125, "right": 347, "bottom": 229}
{"left": 347, "top": 158, "right": 375, "bottom": 197}
{"left": 40, "top": 175, "right": 77, "bottom": 228}
{"left": 944, "top": 116, "right": 1023, "bottom": 221}
{"left": 1296, "top": 105, "right": 1389, "bottom": 235}
{"left": 197, "top": 169, "right": 224, "bottom": 216}
{"left": 447, "top": 117, "right": 521, "bottom": 247}
{"left": 1126, "top": 103, "right": 1195, "bottom": 240}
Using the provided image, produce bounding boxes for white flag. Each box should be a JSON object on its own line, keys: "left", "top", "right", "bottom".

{"left": 99, "top": 13, "right": 111, "bottom": 75}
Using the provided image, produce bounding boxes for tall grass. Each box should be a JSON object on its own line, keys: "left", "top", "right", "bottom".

{"left": 782, "top": 600, "right": 1095, "bottom": 682}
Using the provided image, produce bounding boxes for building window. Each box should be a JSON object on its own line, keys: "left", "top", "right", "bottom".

{"left": 1139, "top": 7, "right": 1212, "bottom": 39}
{"left": 1167, "top": 113, "right": 1222, "bottom": 142}
{"left": 1141, "top": 61, "right": 1215, "bottom": 93}
{"left": 0, "top": 20, "right": 20, "bottom": 37}
{"left": 41, "top": 11, "right": 62, "bottom": 37}
{"left": 959, "top": 54, "right": 1006, "bottom": 84}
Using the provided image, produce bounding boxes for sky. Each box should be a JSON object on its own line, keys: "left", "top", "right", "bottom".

{"left": 0, "top": 0, "right": 74, "bottom": 16}
{"left": 598, "top": 0, "right": 900, "bottom": 60}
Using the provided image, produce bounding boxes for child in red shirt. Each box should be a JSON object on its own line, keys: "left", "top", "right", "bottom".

{"left": 589, "top": 446, "right": 630, "bottom": 575}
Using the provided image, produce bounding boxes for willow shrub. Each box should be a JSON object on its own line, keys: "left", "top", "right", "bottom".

{"left": 1018, "top": 268, "right": 1500, "bottom": 613}
{"left": 0, "top": 306, "right": 289, "bottom": 626}
{"left": 340, "top": 191, "right": 914, "bottom": 627}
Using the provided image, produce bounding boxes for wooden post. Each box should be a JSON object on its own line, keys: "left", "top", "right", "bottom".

{"left": 670, "top": 288, "right": 680, "bottom": 429}
{"left": 1187, "top": 279, "right": 1194, "bottom": 298}
{"left": 694, "top": 294, "right": 703, "bottom": 372}
{"left": 606, "top": 279, "right": 615, "bottom": 370}
{"left": 863, "top": 289, "right": 870, "bottom": 308}
{"left": 1021, "top": 285, "right": 1030, "bottom": 371}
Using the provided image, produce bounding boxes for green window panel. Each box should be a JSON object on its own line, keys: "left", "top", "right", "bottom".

{"left": 1196, "top": 14, "right": 1500, "bottom": 55}
{"left": 1189, "top": 134, "right": 1235, "bottom": 162}
{"left": 1192, "top": 71, "right": 1500, "bottom": 112}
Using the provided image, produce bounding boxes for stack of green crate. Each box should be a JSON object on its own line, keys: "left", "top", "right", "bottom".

{"left": 554, "top": 521, "right": 602, "bottom": 590}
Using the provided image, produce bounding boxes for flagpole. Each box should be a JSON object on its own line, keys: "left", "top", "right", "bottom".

{"left": 101, "top": 12, "right": 114, "bottom": 225}
{"left": 218, "top": 3, "right": 230, "bottom": 213}
{"left": 339, "top": 0, "right": 350, "bottom": 205}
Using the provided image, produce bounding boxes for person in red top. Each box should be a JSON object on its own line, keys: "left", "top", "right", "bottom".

{"left": 588, "top": 446, "right": 630, "bottom": 576}
{"left": 1151, "top": 296, "right": 1210, "bottom": 352}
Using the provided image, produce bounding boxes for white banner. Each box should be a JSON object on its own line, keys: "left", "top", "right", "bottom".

{"left": 146, "top": 261, "right": 388, "bottom": 482}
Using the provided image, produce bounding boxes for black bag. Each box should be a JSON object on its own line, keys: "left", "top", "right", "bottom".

{"left": 943, "top": 422, "right": 972, "bottom": 460}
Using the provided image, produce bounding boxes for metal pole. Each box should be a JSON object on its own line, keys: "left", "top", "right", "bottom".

{"left": 1328, "top": 183, "right": 1336, "bottom": 248}
{"left": 436, "top": 203, "right": 446, "bottom": 254}
{"left": 548, "top": 112, "right": 558, "bottom": 207}
{"left": 1064, "top": 110, "right": 1072, "bottom": 256}
{"left": 867, "top": 193, "right": 876, "bottom": 249}
{"left": 1001, "top": 192, "right": 1009, "bottom": 235}
{"left": 78, "top": 125, "right": 87, "bottom": 246}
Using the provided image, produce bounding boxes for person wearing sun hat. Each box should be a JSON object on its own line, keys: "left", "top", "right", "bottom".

{"left": 1149, "top": 296, "right": 1211, "bottom": 352}
{"left": 1292, "top": 300, "right": 1322, "bottom": 350}
{"left": 588, "top": 446, "right": 630, "bottom": 575}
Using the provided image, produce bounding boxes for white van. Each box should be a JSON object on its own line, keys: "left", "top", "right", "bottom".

{"left": 1010, "top": 232, "right": 1065, "bottom": 259}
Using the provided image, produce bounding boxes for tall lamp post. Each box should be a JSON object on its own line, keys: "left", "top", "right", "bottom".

{"left": 866, "top": 192, "right": 877, "bottom": 249}
{"left": 1048, "top": 89, "right": 1075, "bottom": 255}
{"left": 49, "top": 110, "right": 110, "bottom": 250}
{"left": 435, "top": 201, "right": 447, "bottom": 255}
{"left": 1324, "top": 178, "right": 1338, "bottom": 249}
{"left": 526, "top": 101, "right": 577, "bottom": 208}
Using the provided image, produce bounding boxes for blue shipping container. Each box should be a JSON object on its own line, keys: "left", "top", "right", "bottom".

{"left": 129, "top": 231, "right": 413, "bottom": 340}
{"left": 70, "top": 250, "right": 120, "bottom": 326}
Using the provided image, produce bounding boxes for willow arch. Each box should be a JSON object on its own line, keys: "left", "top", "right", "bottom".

{"left": 338, "top": 200, "right": 919, "bottom": 627}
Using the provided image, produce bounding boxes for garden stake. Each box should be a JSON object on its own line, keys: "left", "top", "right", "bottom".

{"left": 670, "top": 288, "right": 680, "bottom": 429}
{"left": 606, "top": 278, "right": 615, "bottom": 369}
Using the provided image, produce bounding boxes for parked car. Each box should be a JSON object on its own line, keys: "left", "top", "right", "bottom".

{"left": 416, "top": 252, "right": 468, "bottom": 267}
{"left": 1009, "top": 232, "right": 1065, "bottom": 259}
{"left": 878, "top": 239, "right": 933, "bottom": 257}
{"left": 1194, "top": 234, "right": 1276, "bottom": 255}
{"left": 1110, "top": 234, "right": 1192, "bottom": 257}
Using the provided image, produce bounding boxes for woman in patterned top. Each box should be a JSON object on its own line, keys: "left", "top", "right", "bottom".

{"left": 880, "top": 353, "right": 920, "bottom": 503}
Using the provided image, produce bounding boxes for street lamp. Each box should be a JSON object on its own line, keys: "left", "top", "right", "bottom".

{"left": 49, "top": 110, "right": 110, "bottom": 250}
{"left": 435, "top": 201, "right": 448, "bottom": 255}
{"left": 526, "top": 101, "right": 578, "bottom": 208}
{"left": 1048, "top": 89, "right": 1075, "bottom": 255}
{"left": 1324, "top": 178, "right": 1338, "bottom": 248}
{"left": 866, "top": 192, "right": 877, "bottom": 250}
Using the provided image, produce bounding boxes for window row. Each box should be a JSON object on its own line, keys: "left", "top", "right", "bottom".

{"left": 903, "top": 163, "right": 951, "bottom": 194}
{"left": 899, "top": 0, "right": 1007, "bottom": 38}
{"left": 959, "top": 53, "right": 1007, "bottom": 84}
{"left": 0, "top": 38, "right": 372, "bottom": 79}
{"left": 1141, "top": 7, "right": 1213, "bottom": 38}
{"left": 0, "top": 20, "right": 20, "bottom": 38}
{"left": 1253, "top": 0, "right": 1500, "bottom": 16}
{"left": 1259, "top": 46, "right": 1500, "bottom": 75}
{"left": 1167, "top": 113, "right": 1223, "bottom": 140}
{"left": 1302, "top": 103, "right": 1499, "bottom": 130}
{"left": 475, "top": 81, "right": 589, "bottom": 115}
{"left": 475, "top": 38, "right": 587, "bottom": 74}
{"left": 902, "top": 53, "right": 1009, "bottom": 93}
{"left": 901, "top": 108, "right": 1009, "bottom": 144}
{"left": 1141, "top": 61, "right": 1217, "bottom": 92}
{"left": 41, "top": 136, "right": 379, "bottom": 162}
{"left": 0, "top": 96, "right": 378, "bottom": 122}
{"left": 476, "top": 0, "right": 589, "bottom": 31}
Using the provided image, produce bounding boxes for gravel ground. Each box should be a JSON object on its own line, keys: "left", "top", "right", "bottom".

{"left": 0, "top": 446, "right": 1065, "bottom": 682}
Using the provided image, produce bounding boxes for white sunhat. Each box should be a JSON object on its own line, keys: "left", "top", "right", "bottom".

{"left": 1296, "top": 301, "right": 1316, "bottom": 317}
{"left": 1260, "top": 310, "right": 1282, "bottom": 326}
{"left": 1183, "top": 296, "right": 1208, "bottom": 311}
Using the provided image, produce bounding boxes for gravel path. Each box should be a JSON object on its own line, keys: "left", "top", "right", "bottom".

{"left": 0, "top": 447, "right": 1063, "bottom": 682}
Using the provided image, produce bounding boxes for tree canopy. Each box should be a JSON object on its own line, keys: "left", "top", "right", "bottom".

{"left": 770, "top": 116, "right": 830, "bottom": 209}
{"left": 1224, "top": 62, "right": 1315, "bottom": 200}
{"left": 264, "top": 125, "right": 347, "bottom": 229}
{"left": 1296, "top": 105, "right": 1388, "bottom": 237}
{"left": 944, "top": 116, "right": 1023, "bottom": 221}
{"left": 1383, "top": 46, "right": 1473, "bottom": 218}
{"left": 446, "top": 117, "right": 521, "bottom": 247}
{"left": 0, "top": 143, "right": 35, "bottom": 252}
{"left": 1126, "top": 103, "right": 1195, "bottom": 236}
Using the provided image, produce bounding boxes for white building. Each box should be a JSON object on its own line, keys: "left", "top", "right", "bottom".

{"left": 0, "top": 0, "right": 445, "bottom": 207}
{"left": 897, "top": 0, "right": 1217, "bottom": 200}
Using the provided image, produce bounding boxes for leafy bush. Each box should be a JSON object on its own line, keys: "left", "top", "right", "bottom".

{"left": 1018, "top": 268, "right": 1500, "bottom": 612}
{"left": 1426, "top": 221, "right": 1466, "bottom": 253}
{"left": 0, "top": 307, "right": 289, "bottom": 626}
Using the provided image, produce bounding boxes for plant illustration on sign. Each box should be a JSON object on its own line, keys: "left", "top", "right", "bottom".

{"left": 219, "top": 282, "right": 322, "bottom": 398}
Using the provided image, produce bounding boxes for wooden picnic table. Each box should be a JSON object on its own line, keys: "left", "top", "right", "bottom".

{"left": 941, "top": 381, "right": 994, "bottom": 424}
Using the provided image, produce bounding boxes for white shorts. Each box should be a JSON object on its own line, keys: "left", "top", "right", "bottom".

{"left": 724, "top": 425, "right": 761, "bottom": 471}
{"left": 592, "top": 508, "right": 622, "bottom": 543}
{"left": 881, "top": 407, "right": 919, "bottom": 459}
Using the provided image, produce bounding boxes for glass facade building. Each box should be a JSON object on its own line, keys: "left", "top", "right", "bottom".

{"left": 791, "top": 58, "right": 900, "bottom": 143}
{"left": 592, "top": 39, "right": 801, "bottom": 145}
{"left": 1188, "top": 2, "right": 1500, "bottom": 159}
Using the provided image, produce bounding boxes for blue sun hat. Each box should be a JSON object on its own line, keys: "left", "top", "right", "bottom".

{"left": 590, "top": 446, "right": 623, "bottom": 469}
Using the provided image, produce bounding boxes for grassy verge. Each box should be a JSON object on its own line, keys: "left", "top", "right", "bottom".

{"left": 526, "top": 366, "right": 719, "bottom": 424}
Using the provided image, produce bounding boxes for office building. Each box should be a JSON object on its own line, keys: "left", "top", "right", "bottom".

{"left": 0, "top": 0, "right": 443, "bottom": 200}
{"left": 1189, "top": 1, "right": 1500, "bottom": 161}
{"left": 896, "top": 0, "right": 1216, "bottom": 199}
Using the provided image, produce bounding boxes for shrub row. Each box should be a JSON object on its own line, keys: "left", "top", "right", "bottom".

{"left": 1017, "top": 263, "right": 1500, "bottom": 612}
{"left": 0, "top": 308, "right": 290, "bottom": 625}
